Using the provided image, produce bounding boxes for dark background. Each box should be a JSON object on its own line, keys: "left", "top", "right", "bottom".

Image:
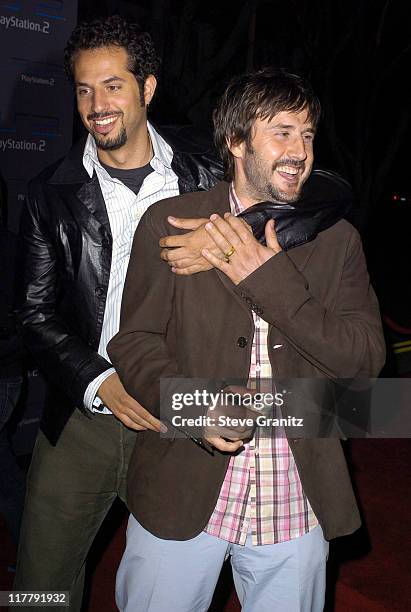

{"left": 76, "top": 0, "right": 410, "bottom": 222}
{"left": 0, "top": 0, "right": 409, "bottom": 454}
{"left": 74, "top": 0, "right": 411, "bottom": 336}
{"left": 1, "top": 4, "right": 410, "bottom": 609}
{"left": 0, "top": 0, "right": 409, "bottom": 455}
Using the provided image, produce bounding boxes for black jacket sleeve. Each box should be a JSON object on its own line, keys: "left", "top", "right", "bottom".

{"left": 14, "top": 183, "right": 111, "bottom": 408}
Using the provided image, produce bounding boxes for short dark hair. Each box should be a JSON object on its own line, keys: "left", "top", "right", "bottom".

{"left": 64, "top": 15, "right": 160, "bottom": 105}
{"left": 213, "top": 68, "right": 321, "bottom": 181}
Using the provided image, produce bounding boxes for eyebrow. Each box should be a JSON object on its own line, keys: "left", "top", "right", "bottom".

{"left": 271, "top": 123, "right": 316, "bottom": 132}
{"left": 75, "top": 76, "right": 126, "bottom": 87}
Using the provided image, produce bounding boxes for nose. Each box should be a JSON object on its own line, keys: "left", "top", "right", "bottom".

{"left": 287, "top": 135, "right": 308, "bottom": 161}
{"left": 91, "top": 89, "right": 109, "bottom": 114}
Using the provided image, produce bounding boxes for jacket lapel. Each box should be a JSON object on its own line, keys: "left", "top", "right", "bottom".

{"left": 47, "top": 137, "right": 111, "bottom": 232}
{"left": 75, "top": 175, "right": 111, "bottom": 230}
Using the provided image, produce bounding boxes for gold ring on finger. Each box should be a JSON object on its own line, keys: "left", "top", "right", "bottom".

{"left": 224, "top": 245, "right": 236, "bottom": 262}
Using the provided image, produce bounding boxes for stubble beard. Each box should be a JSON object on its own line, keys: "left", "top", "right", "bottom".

{"left": 92, "top": 124, "right": 127, "bottom": 151}
{"left": 244, "top": 147, "right": 304, "bottom": 204}
{"left": 86, "top": 112, "right": 128, "bottom": 151}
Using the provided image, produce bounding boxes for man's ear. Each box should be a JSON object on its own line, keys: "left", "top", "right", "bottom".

{"left": 228, "top": 138, "right": 246, "bottom": 160}
{"left": 143, "top": 75, "right": 157, "bottom": 106}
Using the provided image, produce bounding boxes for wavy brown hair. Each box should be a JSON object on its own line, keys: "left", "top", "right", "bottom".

{"left": 213, "top": 68, "right": 321, "bottom": 181}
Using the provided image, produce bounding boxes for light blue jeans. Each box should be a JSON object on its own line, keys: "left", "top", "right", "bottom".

{"left": 116, "top": 515, "right": 329, "bottom": 612}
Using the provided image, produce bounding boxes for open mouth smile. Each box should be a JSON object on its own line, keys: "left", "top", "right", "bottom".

{"left": 91, "top": 114, "right": 121, "bottom": 134}
{"left": 275, "top": 164, "right": 302, "bottom": 183}
{"left": 94, "top": 116, "right": 118, "bottom": 126}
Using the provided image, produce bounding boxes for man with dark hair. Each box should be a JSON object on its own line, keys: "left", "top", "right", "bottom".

{"left": 14, "top": 14, "right": 221, "bottom": 608}
{"left": 213, "top": 68, "right": 321, "bottom": 185}
{"left": 108, "top": 69, "right": 385, "bottom": 611}
{"left": 63, "top": 16, "right": 160, "bottom": 108}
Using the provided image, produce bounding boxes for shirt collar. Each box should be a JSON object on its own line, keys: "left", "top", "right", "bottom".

{"left": 82, "top": 134, "right": 100, "bottom": 178}
{"left": 82, "top": 121, "right": 173, "bottom": 178}
{"left": 229, "top": 182, "right": 246, "bottom": 215}
{"left": 147, "top": 122, "right": 173, "bottom": 171}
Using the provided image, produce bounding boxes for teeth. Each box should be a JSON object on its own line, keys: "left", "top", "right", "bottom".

{"left": 95, "top": 117, "right": 117, "bottom": 126}
{"left": 276, "top": 165, "right": 299, "bottom": 175}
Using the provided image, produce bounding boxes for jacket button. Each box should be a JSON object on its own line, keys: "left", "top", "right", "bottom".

{"left": 237, "top": 336, "right": 248, "bottom": 348}
{"left": 95, "top": 286, "right": 104, "bottom": 298}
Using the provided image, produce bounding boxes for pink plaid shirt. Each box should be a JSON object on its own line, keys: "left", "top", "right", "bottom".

{"left": 204, "top": 185, "right": 318, "bottom": 546}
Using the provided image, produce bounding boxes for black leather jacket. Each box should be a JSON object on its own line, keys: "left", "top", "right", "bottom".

{"left": 15, "top": 123, "right": 352, "bottom": 445}
{"left": 15, "top": 126, "right": 223, "bottom": 444}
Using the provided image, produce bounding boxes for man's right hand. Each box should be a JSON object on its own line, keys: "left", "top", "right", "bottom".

{"left": 97, "top": 372, "right": 166, "bottom": 433}
{"left": 159, "top": 216, "right": 224, "bottom": 275}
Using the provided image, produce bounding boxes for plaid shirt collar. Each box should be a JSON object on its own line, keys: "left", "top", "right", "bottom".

{"left": 229, "top": 182, "right": 244, "bottom": 216}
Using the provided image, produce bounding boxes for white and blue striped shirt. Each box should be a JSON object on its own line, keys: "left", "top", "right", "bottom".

{"left": 83, "top": 122, "right": 179, "bottom": 413}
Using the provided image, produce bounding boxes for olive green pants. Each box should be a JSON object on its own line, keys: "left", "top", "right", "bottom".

{"left": 14, "top": 409, "right": 137, "bottom": 611}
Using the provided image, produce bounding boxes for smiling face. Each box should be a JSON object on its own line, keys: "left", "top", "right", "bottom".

{"left": 74, "top": 45, "right": 156, "bottom": 158}
{"left": 231, "top": 109, "right": 315, "bottom": 205}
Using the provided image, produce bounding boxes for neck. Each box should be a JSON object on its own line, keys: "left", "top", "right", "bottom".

{"left": 97, "top": 127, "right": 153, "bottom": 170}
{"left": 232, "top": 177, "right": 261, "bottom": 210}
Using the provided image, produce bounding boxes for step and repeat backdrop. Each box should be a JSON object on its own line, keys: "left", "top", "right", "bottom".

{"left": 0, "top": 0, "right": 78, "bottom": 453}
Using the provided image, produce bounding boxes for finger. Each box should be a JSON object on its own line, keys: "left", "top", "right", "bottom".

{"left": 205, "top": 436, "right": 243, "bottom": 452}
{"left": 141, "top": 416, "right": 168, "bottom": 433}
{"left": 160, "top": 247, "right": 191, "bottom": 263}
{"left": 167, "top": 216, "right": 208, "bottom": 230}
{"left": 264, "top": 219, "right": 282, "bottom": 253}
{"left": 224, "top": 213, "right": 255, "bottom": 242}
{"left": 205, "top": 221, "right": 235, "bottom": 256}
{"left": 171, "top": 263, "right": 213, "bottom": 275}
{"left": 136, "top": 417, "right": 164, "bottom": 432}
{"left": 159, "top": 234, "right": 188, "bottom": 248}
{"left": 215, "top": 426, "right": 251, "bottom": 438}
{"left": 129, "top": 402, "right": 168, "bottom": 433}
{"left": 113, "top": 412, "right": 147, "bottom": 431}
{"left": 169, "top": 257, "right": 201, "bottom": 270}
{"left": 228, "top": 214, "right": 253, "bottom": 234}
{"left": 111, "top": 408, "right": 147, "bottom": 431}
{"left": 122, "top": 410, "right": 160, "bottom": 432}
{"left": 202, "top": 248, "right": 231, "bottom": 273}
{"left": 209, "top": 214, "right": 244, "bottom": 248}
{"left": 160, "top": 248, "right": 171, "bottom": 262}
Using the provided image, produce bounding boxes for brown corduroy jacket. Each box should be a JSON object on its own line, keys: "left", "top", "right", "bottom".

{"left": 108, "top": 181, "right": 386, "bottom": 542}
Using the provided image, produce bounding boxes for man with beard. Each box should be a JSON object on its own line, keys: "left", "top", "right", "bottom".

{"left": 108, "top": 69, "right": 385, "bottom": 611}
{"left": 14, "top": 15, "right": 221, "bottom": 609}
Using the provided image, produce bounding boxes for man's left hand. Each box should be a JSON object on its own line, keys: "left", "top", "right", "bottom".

{"left": 202, "top": 213, "right": 282, "bottom": 285}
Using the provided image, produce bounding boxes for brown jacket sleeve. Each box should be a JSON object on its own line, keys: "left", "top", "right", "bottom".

{"left": 235, "top": 226, "right": 385, "bottom": 378}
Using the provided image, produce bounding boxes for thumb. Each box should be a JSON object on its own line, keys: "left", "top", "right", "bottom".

{"left": 265, "top": 219, "right": 282, "bottom": 253}
{"left": 167, "top": 216, "right": 207, "bottom": 230}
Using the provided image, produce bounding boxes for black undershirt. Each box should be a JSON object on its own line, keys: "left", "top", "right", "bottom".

{"left": 100, "top": 161, "right": 154, "bottom": 195}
